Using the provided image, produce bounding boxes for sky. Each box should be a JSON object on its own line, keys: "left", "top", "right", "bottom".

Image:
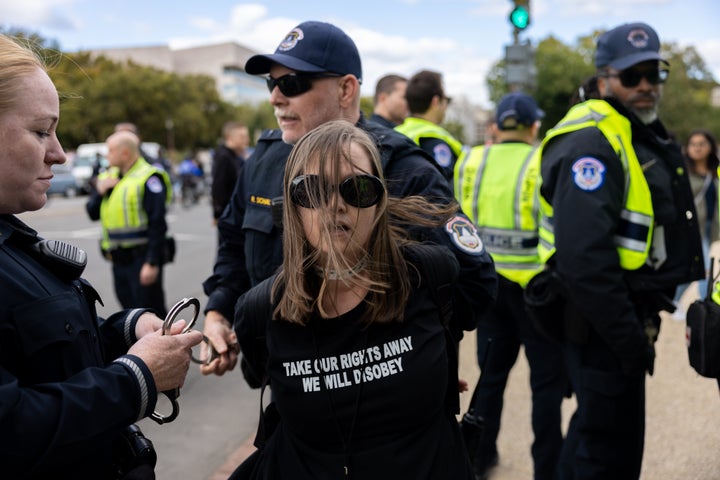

{"left": 1, "top": 0, "right": 719, "bottom": 108}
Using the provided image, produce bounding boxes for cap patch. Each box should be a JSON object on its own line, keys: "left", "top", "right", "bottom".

{"left": 278, "top": 28, "right": 304, "bottom": 52}
{"left": 571, "top": 157, "right": 605, "bottom": 191}
{"left": 627, "top": 28, "right": 650, "bottom": 48}
{"left": 445, "top": 215, "right": 485, "bottom": 255}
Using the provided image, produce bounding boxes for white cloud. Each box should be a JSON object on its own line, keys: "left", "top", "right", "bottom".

{"left": 0, "top": 0, "right": 77, "bottom": 29}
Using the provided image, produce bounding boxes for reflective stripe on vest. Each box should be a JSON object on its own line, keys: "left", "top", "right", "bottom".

{"left": 395, "top": 117, "right": 464, "bottom": 158}
{"left": 454, "top": 142, "right": 541, "bottom": 286}
{"left": 537, "top": 99, "right": 654, "bottom": 271}
{"left": 99, "top": 158, "right": 172, "bottom": 251}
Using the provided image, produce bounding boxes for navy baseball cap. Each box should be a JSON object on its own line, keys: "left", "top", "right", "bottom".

{"left": 245, "top": 21, "right": 362, "bottom": 82}
{"left": 595, "top": 22, "right": 668, "bottom": 70}
{"left": 496, "top": 92, "right": 544, "bottom": 130}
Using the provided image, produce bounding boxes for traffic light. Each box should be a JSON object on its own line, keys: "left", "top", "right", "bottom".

{"left": 509, "top": 1, "right": 531, "bottom": 32}
{"left": 505, "top": 41, "right": 537, "bottom": 91}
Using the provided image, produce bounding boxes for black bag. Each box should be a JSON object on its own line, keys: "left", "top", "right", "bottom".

{"left": 686, "top": 258, "right": 720, "bottom": 378}
{"left": 162, "top": 236, "right": 176, "bottom": 264}
{"left": 112, "top": 424, "right": 157, "bottom": 480}
{"left": 524, "top": 268, "right": 567, "bottom": 343}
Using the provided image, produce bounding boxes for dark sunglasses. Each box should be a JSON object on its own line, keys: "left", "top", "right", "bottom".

{"left": 603, "top": 68, "right": 669, "bottom": 88}
{"left": 266, "top": 73, "right": 342, "bottom": 97}
{"left": 290, "top": 174, "right": 384, "bottom": 209}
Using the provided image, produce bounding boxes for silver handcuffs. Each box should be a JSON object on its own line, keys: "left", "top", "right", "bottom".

{"left": 149, "top": 297, "right": 200, "bottom": 425}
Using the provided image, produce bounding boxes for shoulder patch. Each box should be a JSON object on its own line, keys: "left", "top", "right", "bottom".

{"left": 571, "top": 157, "right": 605, "bottom": 191}
{"left": 445, "top": 215, "right": 484, "bottom": 255}
{"left": 146, "top": 176, "right": 164, "bottom": 194}
{"left": 433, "top": 143, "right": 453, "bottom": 168}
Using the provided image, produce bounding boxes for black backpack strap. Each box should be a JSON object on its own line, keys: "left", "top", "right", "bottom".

{"left": 405, "top": 243, "right": 461, "bottom": 414}
{"left": 234, "top": 274, "right": 283, "bottom": 450}
{"left": 236, "top": 274, "right": 279, "bottom": 389}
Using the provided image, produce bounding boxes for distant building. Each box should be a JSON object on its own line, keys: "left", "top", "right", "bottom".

{"left": 84, "top": 41, "right": 267, "bottom": 105}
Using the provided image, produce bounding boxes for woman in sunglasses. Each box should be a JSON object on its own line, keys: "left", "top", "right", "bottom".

{"left": 231, "top": 120, "right": 475, "bottom": 479}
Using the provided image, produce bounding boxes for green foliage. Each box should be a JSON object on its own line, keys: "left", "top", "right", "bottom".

{"left": 360, "top": 96, "right": 374, "bottom": 120}
{"left": 444, "top": 121, "right": 466, "bottom": 144}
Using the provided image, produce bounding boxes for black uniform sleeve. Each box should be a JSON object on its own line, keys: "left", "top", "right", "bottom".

{"left": 418, "top": 137, "right": 457, "bottom": 181}
{"left": 142, "top": 174, "right": 168, "bottom": 266}
{"left": 541, "top": 127, "right": 649, "bottom": 375}
{"left": 372, "top": 123, "right": 497, "bottom": 334}
{"left": 0, "top": 358, "right": 156, "bottom": 474}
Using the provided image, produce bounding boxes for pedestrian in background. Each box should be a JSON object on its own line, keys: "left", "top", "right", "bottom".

{"left": 232, "top": 120, "right": 476, "bottom": 479}
{"left": 531, "top": 22, "right": 703, "bottom": 478}
{"left": 369, "top": 73, "right": 408, "bottom": 128}
{"left": 199, "top": 20, "right": 496, "bottom": 378}
{"left": 86, "top": 130, "right": 173, "bottom": 318}
{"left": 672, "top": 128, "right": 719, "bottom": 318}
{"left": 455, "top": 92, "right": 566, "bottom": 480}
{"left": 0, "top": 33, "right": 202, "bottom": 479}
{"left": 211, "top": 121, "right": 249, "bottom": 223}
{"left": 395, "top": 69, "right": 464, "bottom": 181}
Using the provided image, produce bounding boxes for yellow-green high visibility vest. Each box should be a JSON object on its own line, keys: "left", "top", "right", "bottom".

{"left": 395, "top": 117, "right": 464, "bottom": 158}
{"left": 99, "top": 157, "right": 172, "bottom": 251}
{"left": 454, "top": 142, "right": 541, "bottom": 287}
{"left": 537, "top": 99, "right": 654, "bottom": 271}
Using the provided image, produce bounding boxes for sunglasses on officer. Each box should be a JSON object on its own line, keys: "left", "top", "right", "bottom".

{"left": 601, "top": 67, "right": 669, "bottom": 88}
{"left": 290, "top": 174, "right": 385, "bottom": 209}
{"left": 266, "top": 72, "right": 343, "bottom": 97}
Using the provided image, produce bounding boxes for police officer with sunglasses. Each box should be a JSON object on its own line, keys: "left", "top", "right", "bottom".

{"left": 528, "top": 22, "right": 703, "bottom": 479}
{"left": 200, "top": 21, "right": 497, "bottom": 379}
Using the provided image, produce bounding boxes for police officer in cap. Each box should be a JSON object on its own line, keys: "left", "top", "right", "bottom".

{"left": 0, "top": 33, "right": 202, "bottom": 479}
{"left": 532, "top": 21, "right": 703, "bottom": 478}
{"left": 455, "top": 92, "right": 566, "bottom": 480}
{"left": 200, "top": 20, "right": 497, "bottom": 378}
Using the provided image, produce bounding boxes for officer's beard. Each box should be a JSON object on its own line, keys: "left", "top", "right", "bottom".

{"left": 630, "top": 104, "right": 659, "bottom": 125}
{"left": 607, "top": 85, "right": 661, "bottom": 125}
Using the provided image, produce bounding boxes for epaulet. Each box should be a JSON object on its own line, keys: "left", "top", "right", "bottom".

{"left": 360, "top": 119, "right": 436, "bottom": 170}
{"left": 257, "top": 128, "right": 284, "bottom": 142}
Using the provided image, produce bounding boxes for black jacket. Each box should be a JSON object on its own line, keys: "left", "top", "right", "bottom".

{"left": 539, "top": 98, "right": 703, "bottom": 374}
{"left": 0, "top": 215, "right": 157, "bottom": 478}
{"left": 211, "top": 144, "right": 245, "bottom": 220}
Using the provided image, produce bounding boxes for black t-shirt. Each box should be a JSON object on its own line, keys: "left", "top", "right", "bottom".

{"left": 236, "top": 264, "right": 473, "bottom": 479}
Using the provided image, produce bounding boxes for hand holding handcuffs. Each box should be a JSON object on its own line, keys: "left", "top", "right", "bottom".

{"left": 149, "top": 297, "right": 232, "bottom": 424}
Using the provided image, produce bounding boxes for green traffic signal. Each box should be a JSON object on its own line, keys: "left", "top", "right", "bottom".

{"left": 509, "top": 5, "right": 530, "bottom": 30}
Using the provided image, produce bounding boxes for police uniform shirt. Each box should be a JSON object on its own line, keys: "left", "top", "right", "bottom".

{"left": 235, "top": 249, "right": 474, "bottom": 480}
{"left": 540, "top": 98, "right": 702, "bottom": 374}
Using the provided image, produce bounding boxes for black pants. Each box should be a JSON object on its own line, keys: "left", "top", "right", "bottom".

{"left": 112, "top": 252, "right": 167, "bottom": 318}
{"left": 470, "top": 276, "right": 567, "bottom": 480}
{"left": 557, "top": 330, "right": 645, "bottom": 480}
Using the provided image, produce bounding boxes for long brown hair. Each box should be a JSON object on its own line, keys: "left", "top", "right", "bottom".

{"left": 276, "top": 119, "right": 457, "bottom": 324}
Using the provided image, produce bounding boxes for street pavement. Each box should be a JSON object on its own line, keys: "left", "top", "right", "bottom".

{"left": 20, "top": 196, "right": 720, "bottom": 479}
